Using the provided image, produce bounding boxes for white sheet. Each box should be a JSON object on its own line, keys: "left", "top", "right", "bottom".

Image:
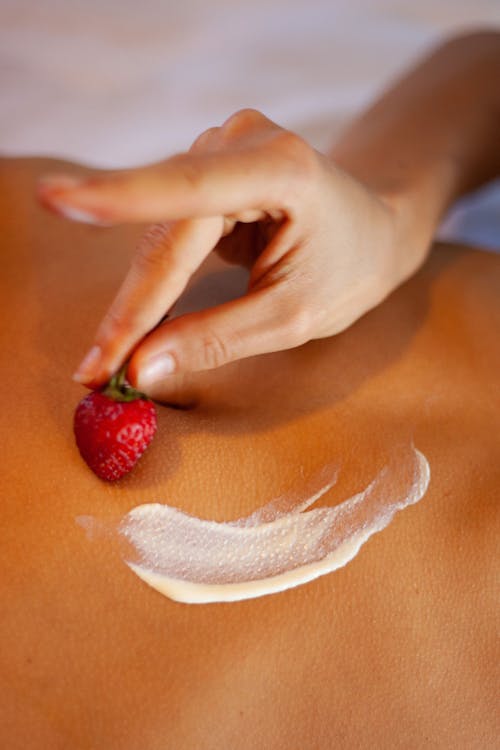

{"left": 1, "top": 0, "right": 499, "bottom": 248}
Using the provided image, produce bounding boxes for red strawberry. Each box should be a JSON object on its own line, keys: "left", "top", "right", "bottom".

{"left": 74, "top": 367, "right": 157, "bottom": 481}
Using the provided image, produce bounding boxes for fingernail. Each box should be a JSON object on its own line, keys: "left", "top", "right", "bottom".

{"left": 38, "top": 176, "right": 109, "bottom": 225}
{"left": 73, "top": 345, "right": 102, "bottom": 383}
{"left": 138, "top": 353, "right": 176, "bottom": 389}
{"left": 39, "top": 175, "right": 86, "bottom": 192}
{"left": 52, "top": 203, "right": 105, "bottom": 225}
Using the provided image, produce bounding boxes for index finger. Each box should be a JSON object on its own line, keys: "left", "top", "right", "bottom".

{"left": 37, "top": 136, "right": 310, "bottom": 225}
{"left": 73, "top": 216, "right": 224, "bottom": 387}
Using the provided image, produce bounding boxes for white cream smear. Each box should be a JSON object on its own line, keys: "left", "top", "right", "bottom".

{"left": 118, "top": 446, "right": 430, "bottom": 604}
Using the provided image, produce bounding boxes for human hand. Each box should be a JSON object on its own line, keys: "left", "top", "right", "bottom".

{"left": 38, "top": 109, "right": 413, "bottom": 403}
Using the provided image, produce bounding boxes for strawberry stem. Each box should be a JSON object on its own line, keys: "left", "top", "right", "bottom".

{"left": 102, "top": 363, "right": 149, "bottom": 403}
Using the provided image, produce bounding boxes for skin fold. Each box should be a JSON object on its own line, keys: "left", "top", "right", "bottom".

{"left": 1, "top": 157, "right": 499, "bottom": 750}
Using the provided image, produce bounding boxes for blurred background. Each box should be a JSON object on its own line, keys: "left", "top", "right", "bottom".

{"left": 1, "top": 0, "right": 499, "bottom": 248}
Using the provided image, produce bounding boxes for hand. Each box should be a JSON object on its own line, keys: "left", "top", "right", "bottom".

{"left": 38, "top": 109, "right": 410, "bottom": 402}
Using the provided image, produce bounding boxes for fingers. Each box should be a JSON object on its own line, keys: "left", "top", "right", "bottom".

{"left": 188, "top": 109, "right": 272, "bottom": 154}
{"left": 41, "top": 109, "right": 324, "bottom": 393}
{"left": 127, "top": 285, "right": 309, "bottom": 400}
{"left": 37, "top": 113, "right": 316, "bottom": 225}
{"left": 73, "top": 217, "right": 224, "bottom": 387}
{"left": 37, "top": 151, "right": 284, "bottom": 224}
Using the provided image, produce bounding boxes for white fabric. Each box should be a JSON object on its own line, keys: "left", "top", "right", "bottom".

{"left": 1, "top": 0, "right": 499, "bottom": 248}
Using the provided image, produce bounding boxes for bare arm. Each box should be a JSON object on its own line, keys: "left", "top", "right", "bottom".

{"left": 332, "top": 30, "right": 500, "bottom": 281}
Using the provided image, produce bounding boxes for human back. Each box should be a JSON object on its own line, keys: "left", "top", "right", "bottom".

{"left": 1, "top": 157, "right": 499, "bottom": 749}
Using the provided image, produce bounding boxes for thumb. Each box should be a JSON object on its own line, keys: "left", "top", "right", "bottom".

{"left": 128, "top": 288, "right": 306, "bottom": 400}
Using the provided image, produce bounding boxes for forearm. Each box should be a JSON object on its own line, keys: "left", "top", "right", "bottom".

{"left": 331, "top": 30, "right": 500, "bottom": 276}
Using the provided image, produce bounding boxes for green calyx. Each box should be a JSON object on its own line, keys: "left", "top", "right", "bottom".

{"left": 101, "top": 364, "right": 149, "bottom": 403}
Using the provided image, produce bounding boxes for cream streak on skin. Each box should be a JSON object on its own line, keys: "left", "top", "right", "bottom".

{"left": 119, "top": 446, "right": 430, "bottom": 604}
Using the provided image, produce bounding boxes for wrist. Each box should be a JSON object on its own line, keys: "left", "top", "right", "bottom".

{"left": 331, "top": 147, "right": 460, "bottom": 289}
{"left": 326, "top": 165, "right": 433, "bottom": 298}
{"left": 381, "top": 189, "right": 433, "bottom": 290}
{"left": 380, "top": 149, "right": 463, "bottom": 285}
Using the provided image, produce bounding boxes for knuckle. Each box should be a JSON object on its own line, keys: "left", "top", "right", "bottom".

{"left": 222, "top": 108, "right": 268, "bottom": 135}
{"left": 180, "top": 159, "right": 205, "bottom": 191}
{"left": 168, "top": 153, "right": 206, "bottom": 192}
{"left": 273, "top": 131, "right": 320, "bottom": 184}
{"left": 133, "top": 222, "right": 181, "bottom": 275}
{"left": 133, "top": 241, "right": 169, "bottom": 275}
{"left": 274, "top": 130, "right": 304, "bottom": 152}
{"left": 99, "top": 306, "right": 125, "bottom": 341}
{"left": 132, "top": 221, "right": 195, "bottom": 290}
{"left": 190, "top": 126, "right": 220, "bottom": 153}
{"left": 199, "top": 331, "right": 233, "bottom": 370}
{"left": 285, "top": 305, "right": 315, "bottom": 346}
{"left": 139, "top": 222, "right": 172, "bottom": 248}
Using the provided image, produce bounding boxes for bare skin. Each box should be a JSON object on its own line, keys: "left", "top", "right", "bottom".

{"left": 37, "top": 31, "right": 500, "bottom": 405}
{"left": 1, "top": 157, "right": 499, "bottom": 749}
